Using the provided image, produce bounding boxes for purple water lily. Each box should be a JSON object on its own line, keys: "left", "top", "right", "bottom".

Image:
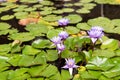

{"left": 58, "top": 18, "right": 69, "bottom": 26}
{"left": 62, "top": 58, "right": 79, "bottom": 75}
{"left": 58, "top": 31, "right": 69, "bottom": 40}
{"left": 56, "top": 44, "right": 65, "bottom": 54}
{"left": 87, "top": 26, "right": 104, "bottom": 43}
{"left": 0, "top": 0, "right": 6, "bottom": 2}
{"left": 51, "top": 36, "right": 61, "bottom": 45}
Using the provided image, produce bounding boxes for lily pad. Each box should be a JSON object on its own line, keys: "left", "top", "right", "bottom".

{"left": 62, "top": 8, "right": 74, "bottom": 13}
{"left": 101, "top": 39, "right": 119, "bottom": 51}
{"left": 42, "top": 15, "right": 62, "bottom": 22}
{"left": 65, "top": 14, "right": 82, "bottom": 24}
{"left": 65, "top": 26, "right": 80, "bottom": 34}
{"left": 87, "top": 17, "right": 114, "bottom": 32}
{"left": 0, "top": 22, "right": 11, "bottom": 30}
{"left": 1, "top": 15, "right": 14, "bottom": 20}
{"left": 22, "top": 45, "right": 41, "bottom": 55}
{"left": 32, "top": 39, "right": 52, "bottom": 49}
{"left": 40, "top": 1, "right": 54, "bottom": 6}
{"left": 76, "top": 8, "right": 90, "bottom": 14}
{"left": 25, "top": 23, "right": 49, "bottom": 36}
{"left": 76, "top": 23, "right": 91, "bottom": 30}
{"left": 9, "top": 32, "right": 35, "bottom": 42}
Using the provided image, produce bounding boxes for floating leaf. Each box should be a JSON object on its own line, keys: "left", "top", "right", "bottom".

{"left": 87, "top": 17, "right": 114, "bottom": 32}
{"left": 76, "top": 8, "right": 90, "bottom": 14}
{"left": 9, "top": 32, "right": 35, "bottom": 42}
{"left": 42, "top": 15, "right": 62, "bottom": 22}
{"left": 76, "top": 23, "right": 91, "bottom": 30}
{"left": 65, "top": 14, "right": 82, "bottom": 24}
{"left": 46, "top": 50, "right": 58, "bottom": 61}
{"left": 65, "top": 26, "right": 80, "bottom": 34}
{"left": 28, "top": 64, "right": 48, "bottom": 77}
{"left": 62, "top": 8, "right": 74, "bottom": 13}
{"left": 22, "top": 45, "right": 41, "bottom": 55}
{"left": 0, "top": 22, "right": 11, "bottom": 30}
{"left": 101, "top": 39, "right": 119, "bottom": 51}
{"left": 47, "top": 29, "right": 62, "bottom": 39}
{"left": 40, "top": 65, "right": 58, "bottom": 77}
{"left": 1, "top": 15, "right": 14, "bottom": 20}
{"left": 18, "top": 55, "right": 34, "bottom": 66}
{"left": 33, "top": 51, "right": 46, "bottom": 64}
{"left": 25, "top": 23, "right": 49, "bottom": 36}
{"left": 32, "top": 39, "right": 51, "bottom": 48}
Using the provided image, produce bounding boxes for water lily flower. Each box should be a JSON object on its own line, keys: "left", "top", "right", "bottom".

{"left": 0, "top": 0, "right": 6, "bottom": 2}
{"left": 58, "top": 18, "right": 69, "bottom": 26}
{"left": 56, "top": 44, "right": 65, "bottom": 54}
{"left": 87, "top": 26, "right": 104, "bottom": 43}
{"left": 62, "top": 58, "right": 79, "bottom": 75}
{"left": 58, "top": 31, "right": 69, "bottom": 40}
{"left": 91, "top": 26, "right": 103, "bottom": 31}
{"left": 51, "top": 36, "right": 61, "bottom": 45}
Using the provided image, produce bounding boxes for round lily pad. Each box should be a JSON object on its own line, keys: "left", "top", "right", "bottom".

{"left": 40, "top": 1, "right": 54, "bottom": 6}
{"left": 42, "top": 15, "right": 62, "bottom": 22}
{"left": 65, "top": 14, "right": 82, "bottom": 24}
{"left": 14, "top": 12, "right": 28, "bottom": 19}
{"left": 62, "top": 8, "right": 74, "bottom": 13}
{"left": 24, "top": 7, "right": 36, "bottom": 12}
{"left": 52, "top": 10, "right": 64, "bottom": 14}
{"left": 65, "top": 26, "right": 80, "bottom": 34}
{"left": 1, "top": 15, "right": 14, "bottom": 20}
{"left": 64, "top": 3, "right": 73, "bottom": 7}
{"left": 9, "top": 32, "right": 35, "bottom": 42}
{"left": 0, "top": 22, "right": 11, "bottom": 30}
{"left": 76, "top": 8, "right": 90, "bottom": 14}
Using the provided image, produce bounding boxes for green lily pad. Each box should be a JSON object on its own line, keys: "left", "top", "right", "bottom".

{"left": 64, "top": 3, "right": 73, "bottom": 7}
{"left": 74, "top": 3, "right": 83, "bottom": 6}
{"left": 14, "top": 12, "right": 28, "bottom": 19}
{"left": 76, "top": 23, "right": 91, "bottom": 30}
{"left": 9, "top": 32, "right": 35, "bottom": 42}
{"left": 40, "top": 1, "right": 54, "bottom": 6}
{"left": 18, "top": 55, "right": 34, "bottom": 66}
{"left": 87, "top": 17, "right": 114, "bottom": 32}
{"left": 47, "top": 29, "right": 62, "bottom": 39}
{"left": 83, "top": 3, "right": 96, "bottom": 10}
{"left": 42, "top": 15, "right": 62, "bottom": 22}
{"left": 22, "top": 45, "right": 41, "bottom": 55}
{"left": 80, "top": 0, "right": 93, "bottom": 3}
{"left": 0, "top": 22, "right": 11, "bottom": 30}
{"left": 20, "top": 0, "right": 38, "bottom": 3}
{"left": 46, "top": 50, "right": 58, "bottom": 61}
{"left": 40, "top": 10, "right": 52, "bottom": 15}
{"left": 24, "top": 7, "right": 36, "bottom": 12}
{"left": 76, "top": 8, "right": 90, "bottom": 14}
{"left": 32, "top": 39, "right": 52, "bottom": 49}
{"left": 101, "top": 39, "right": 119, "bottom": 51}
{"left": 65, "top": 26, "right": 80, "bottom": 34}
{"left": 28, "top": 64, "right": 48, "bottom": 77}
{"left": 7, "top": 55, "right": 22, "bottom": 66}
{"left": 0, "top": 44, "right": 11, "bottom": 53}
{"left": 1, "top": 15, "right": 14, "bottom": 20}
{"left": 33, "top": 51, "right": 47, "bottom": 64}
{"left": 62, "top": 8, "right": 74, "bottom": 13}
{"left": 65, "top": 14, "right": 82, "bottom": 24}
{"left": 25, "top": 23, "right": 49, "bottom": 36}
{"left": 52, "top": 10, "right": 64, "bottom": 14}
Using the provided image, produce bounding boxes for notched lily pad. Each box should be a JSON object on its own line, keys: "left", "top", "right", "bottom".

{"left": 65, "top": 14, "right": 82, "bottom": 24}
{"left": 9, "top": 32, "right": 35, "bottom": 42}
{"left": 0, "top": 22, "right": 11, "bottom": 30}
{"left": 1, "top": 15, "right": 14, "bottom": 20}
